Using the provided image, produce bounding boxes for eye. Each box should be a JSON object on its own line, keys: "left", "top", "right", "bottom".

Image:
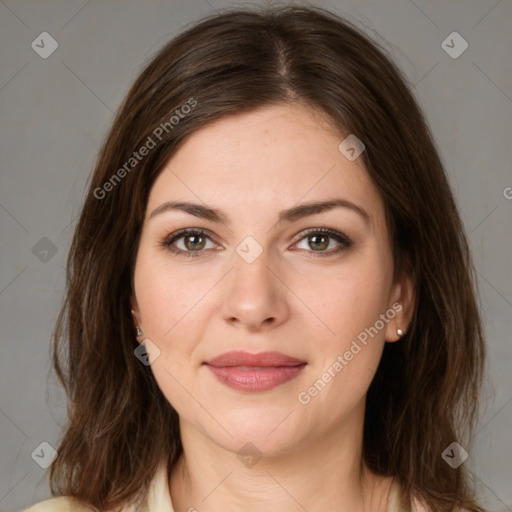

{"left": 291, "top": 227, "right": 352, "bottom": 257}
{"left": 160, "top": 228, "right": 219, "bottom": 258}
{"left": 160, "top": 227, "right": 352, "bottom": 258}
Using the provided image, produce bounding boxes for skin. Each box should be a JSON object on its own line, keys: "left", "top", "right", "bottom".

{"left": 130, "top": 103, "right": 415, "bottom": 512}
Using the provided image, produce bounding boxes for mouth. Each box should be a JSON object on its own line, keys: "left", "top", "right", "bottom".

{"left": 203, "top": 351, "right": 307, "bottom": 392}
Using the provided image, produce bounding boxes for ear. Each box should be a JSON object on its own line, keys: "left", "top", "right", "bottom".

{"left": 130, "top": 295, "right": 143, "bottom": 343}
{"left": 384, "top": 266, "right": 416, "bottom": 343}
{"left": 130, "top": 296, "right": 141, "bottom": 323}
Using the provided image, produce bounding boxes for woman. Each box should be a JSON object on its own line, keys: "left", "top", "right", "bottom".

{"left": 25, "top": 4, "right": 485, "bottom": 511}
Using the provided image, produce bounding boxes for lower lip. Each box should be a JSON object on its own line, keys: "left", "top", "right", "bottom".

{"left": 205, "top": 364, "right": 306, "bottom": 392}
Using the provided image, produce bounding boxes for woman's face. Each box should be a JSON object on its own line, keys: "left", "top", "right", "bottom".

{"left": 131, "top": 103, "right": 411, "bottom": 456}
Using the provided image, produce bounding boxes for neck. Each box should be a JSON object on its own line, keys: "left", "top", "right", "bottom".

{"left": 169, "top": 408, "right": 392, "bottom": 512}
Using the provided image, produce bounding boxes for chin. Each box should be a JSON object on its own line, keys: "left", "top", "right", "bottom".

{"left": 196, "top": 404, "right": 305, "bottom": 458}
{"left": 217, "top": 430, "right": 300, "bottom": 462}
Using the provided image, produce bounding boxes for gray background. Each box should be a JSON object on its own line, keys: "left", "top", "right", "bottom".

{"left": 0, "top": 0, "right": 510, "bottom": 510}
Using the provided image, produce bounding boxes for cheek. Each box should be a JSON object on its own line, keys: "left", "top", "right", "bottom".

{"left": 295, "top": 266, "right": 391, "bottom": 416}
{"left": 298, "top": 339, "right": 385, "bottom": 434}
{"left": 133, "top": 246, "right": 215, "bottom": 385}
{"left": 134, "top": 244, "right": 203, "bottom": 338}
{"left": 299, "top": 250, "right": 392, "bottom": 346}
{"left": 134, "top": 257, "right": 206, "bottom": 411}
{"left": 297, "top": 253, "right": 391, "bottom": 400}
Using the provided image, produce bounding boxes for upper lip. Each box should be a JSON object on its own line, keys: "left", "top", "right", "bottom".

{"left": 204, "top": 351, "right": 306, "bottom": 367}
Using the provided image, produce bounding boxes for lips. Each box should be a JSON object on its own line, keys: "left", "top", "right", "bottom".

{"left": 204, "top": 351, "right": 307, "bottom": 392}
{"left": 205, "top": 350, "right": 306, "bottom": 368}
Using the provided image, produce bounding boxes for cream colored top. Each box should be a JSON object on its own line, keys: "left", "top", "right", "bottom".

{"left": 24, "top": 462, "right": 422, "bottom": 512}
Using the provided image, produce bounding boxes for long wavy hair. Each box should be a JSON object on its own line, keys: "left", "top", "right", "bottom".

{"left": 49, "top": 4, "right": 486, "bottom": 511}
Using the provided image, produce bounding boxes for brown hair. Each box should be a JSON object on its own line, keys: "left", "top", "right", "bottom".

{"left": 49, "top": 4, "right": 485, "bottom": 511}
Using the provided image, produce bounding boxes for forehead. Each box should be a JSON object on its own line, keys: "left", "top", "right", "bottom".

{"left": 146, "top": 103, "right": 385, "bottom": 231}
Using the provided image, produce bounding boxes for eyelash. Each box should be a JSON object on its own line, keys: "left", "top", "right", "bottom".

{"left": 159, "top": 227, "right": 353, "bottom": 259}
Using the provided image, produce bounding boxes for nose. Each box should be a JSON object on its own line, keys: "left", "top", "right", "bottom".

{"left": 220, "top": 249, "right": 290, "bottom": 332}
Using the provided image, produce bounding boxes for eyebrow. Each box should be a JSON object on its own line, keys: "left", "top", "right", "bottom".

{"left": 148, "top": 198, "right": 371, "bottom": 226}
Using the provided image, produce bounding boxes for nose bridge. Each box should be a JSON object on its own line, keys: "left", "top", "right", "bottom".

{"left": 221, "top": 241, "right": 289, "bottom": 329}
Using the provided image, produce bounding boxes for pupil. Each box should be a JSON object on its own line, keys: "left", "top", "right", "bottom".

{"left": 186, "top": 235, "right": 204, "bottom": 250}
{"left": 310, "top": 234, "right": 328, "bottom": 250}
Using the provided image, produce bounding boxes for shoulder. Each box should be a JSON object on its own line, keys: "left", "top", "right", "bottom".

{"left": 411, "top": 494, "right": 473, "bottom": 512}
{"left": 410, "top": 492, "right": 472, "bottom": 512}
{"left": 23, "top": 496, "right": 139, "bottom": 512}
{"left": 24, "top": 496, "right": 96, "bottom": 512}
{"left": 23, "top": 461, "right": 169, "bottom": 512}
{"left": 388, "top": 480, "right": 471, "bottom": 512}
